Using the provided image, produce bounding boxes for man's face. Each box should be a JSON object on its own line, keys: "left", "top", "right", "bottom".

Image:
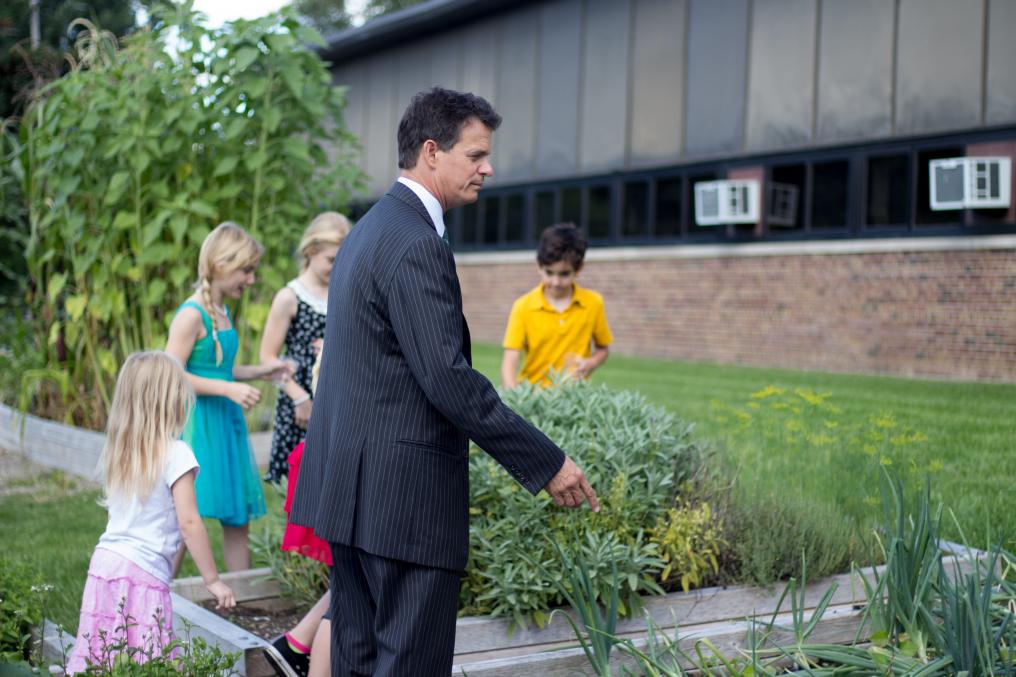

{"left": 432, "top": 117, "right": 493, "bottom": 210}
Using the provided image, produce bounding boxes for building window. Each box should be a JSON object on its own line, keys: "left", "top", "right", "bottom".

{"left": 505, "top": 194, "right": 526, "bottom": 243}
{"left": 654, "top": 177, "right": 682, "bottom": 238}
{"left": 588, "top": 185, "right": 612, "bottom": 239}
{"left": 561, "top": 187, "right": 582, "bottom": 226}
{"left": 482, "top": 195, "right": 500, "bottom": 244}
{"left": 866, "top": 154, "right": 910, "bottom": 227}
{"left": 534, "top": 190, "right": 556, "bottom": 239}
{"left": 459, "top": 202, "right": 478, "bottom": 245}
{"left": 811, "top": 160, "right": 849, "bottom": 229}
{"left": 622, "top": 181, "right": 649, "bottom": 239}
{"left": 769, "top": 164, "right": 805, "bottom": 231}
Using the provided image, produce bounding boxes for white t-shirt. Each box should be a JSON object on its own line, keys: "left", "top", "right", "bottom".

{"left": 97, "top": 440, "right": 199, "bottom": 584}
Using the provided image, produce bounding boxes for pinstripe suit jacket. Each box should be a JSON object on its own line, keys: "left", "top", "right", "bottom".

{"left": 289, "top": 182, "right": 566, "bottom": 572}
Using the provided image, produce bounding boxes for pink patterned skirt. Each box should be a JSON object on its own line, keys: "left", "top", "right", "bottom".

{"left": 65, "top": 547, "right": 176, "bottom": 675}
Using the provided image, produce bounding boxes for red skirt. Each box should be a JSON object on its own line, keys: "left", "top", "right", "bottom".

{"left": 281, "top": 441, "right": 333, "bottom": 566}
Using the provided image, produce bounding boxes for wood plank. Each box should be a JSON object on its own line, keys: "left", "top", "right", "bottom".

{"left": 453, "top": 554, "right": 977, "bottom": 655}
{"left": 454, "top": 604, "right": 868, "bottom": 676}
{"left": 172, "top": 567, "right": 281, "bottom": 603}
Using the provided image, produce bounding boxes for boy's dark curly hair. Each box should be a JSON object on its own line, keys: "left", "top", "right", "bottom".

{"left": 537, "top": 223, "right": 587, "bottom": 272}
{"left": 397, "top": 87, "right": 502, "bottom": 169}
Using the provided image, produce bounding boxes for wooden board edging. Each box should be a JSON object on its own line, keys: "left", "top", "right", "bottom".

{"left": 0, "top": 403, "right": 271, "bottom": 476}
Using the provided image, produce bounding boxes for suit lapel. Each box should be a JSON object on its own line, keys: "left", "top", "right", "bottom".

{"left": 388, "top": 182, "right": 437, "bottom": 233}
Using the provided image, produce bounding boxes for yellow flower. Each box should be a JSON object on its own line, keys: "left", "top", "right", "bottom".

{"left": 871, "top": 413, "right": 897, "bottom": 429}
{"left": 751, "top": 385, "right": 786, "bottom": 400}
{"left": 879, "top": 456, "right": 893, "bottom": 466}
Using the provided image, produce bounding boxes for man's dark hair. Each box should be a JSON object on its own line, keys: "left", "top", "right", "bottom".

{"left": 537, "top": 223, "right": 587, "bottom": 272}
{"left": 397, "top": 87, "right": 502, "bottom": 169}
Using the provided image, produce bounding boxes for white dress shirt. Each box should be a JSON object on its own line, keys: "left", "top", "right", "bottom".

{"left": 397, "top": 176, "right": 446, "bottom": 239}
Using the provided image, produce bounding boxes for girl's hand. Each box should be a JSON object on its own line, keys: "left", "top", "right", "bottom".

{"left": 263, "top": 357, "right": 297, "bottom": 384}
{"left": 206, "top": 579, "right": 236, "bottom": 610}
{"left": 294, "top": 399, "right": 313, "bottom": 429}
{"left": 225, "top": 382, "right": 261, "bottom": 410}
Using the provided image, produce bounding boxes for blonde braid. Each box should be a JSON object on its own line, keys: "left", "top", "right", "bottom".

{"left": 200, "top": 277, "right": 224, "bottom": 366}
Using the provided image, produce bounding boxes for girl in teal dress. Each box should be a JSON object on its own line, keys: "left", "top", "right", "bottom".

{"left": 166, "top": 222, "right": 292, "bottom": 571}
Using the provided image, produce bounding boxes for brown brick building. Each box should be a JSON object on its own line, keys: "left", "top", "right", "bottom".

{"left": 322, "top": 0, "right": 1016, "bottom": 381}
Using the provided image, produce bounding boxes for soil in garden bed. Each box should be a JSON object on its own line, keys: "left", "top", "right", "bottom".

{"left": 200, "top": 599, "right": 306, "bottom": 641}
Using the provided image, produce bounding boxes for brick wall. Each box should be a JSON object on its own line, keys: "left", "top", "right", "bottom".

{"left": 456, "top": 241, "right": 1016, "bottom": 382}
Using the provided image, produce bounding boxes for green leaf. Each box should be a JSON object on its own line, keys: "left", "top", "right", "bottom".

{"left": 169, "top": 215, "right": 190, "bottom": 243}
{"left": 112, "top": 211, "right": 136, "bottom": 231}
{"left": 98, "top": 349, "right": 118, "bottom": 377}
{"left": 213, "top": 156, "right": 240, "bottom": 177}
{"left": 187, "top": 200, "right": 217, "bottom": 219}
{"left": 265, "top": 32, "right": 295, "bottom": 52}
{"left": 170, "top": 266, "right": 191, "bottom": 289}
{"left": 47, "top": 321, "right": 62, "bottom": 347}
{"left": 104, "top": 171, "right": 132, "bottom": 206}
{"left": 142, "top": 219, "right": 164, "bottom": 247}
{"left": 244, "top": 151, "right": 268, "bottom": 171}
{"left": 294, "top": 25, "right": 327, "bottom": 48}
{"left": 246, "top": 77, "right": 269, "bottom": 98}
{"left": 48, "top": 273, "right": 67, "bottom": 303}
{"left": 65, "top": 294, "right": 88, "bottom": 321}
{"left": 223, "top": 117, "right": 247, "bottom": 140}
{"left": 264, "top": 107, "right": 282, "bottom": 133}
{"left": 234, "top": 46, "right": 260, "bottom": 72}
{"left": 282, "top": 137, "right": 310, "bottom": 162}
{"left": 146, "top": 279, "right": 169, "bottom": 306}
{"left": 140, "top": 243, "right": 176, "bottom": 266}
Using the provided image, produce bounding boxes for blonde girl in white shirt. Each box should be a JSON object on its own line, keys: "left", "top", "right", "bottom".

{"left": 66, "top": 352, "right": 235, "bottom": 674}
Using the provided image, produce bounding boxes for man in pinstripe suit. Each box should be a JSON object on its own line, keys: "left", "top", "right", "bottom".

{"left": 290, "top": 88, "right": 600, "bottom": 677}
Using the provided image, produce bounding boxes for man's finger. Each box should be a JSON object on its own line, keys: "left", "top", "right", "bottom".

{"left": 579, "top": 476, "right": 600, "bottom": 512}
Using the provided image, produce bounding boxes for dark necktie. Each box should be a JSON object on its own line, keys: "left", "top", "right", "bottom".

{"left": 440, "top": 228, "right": 449, "bottom": 244}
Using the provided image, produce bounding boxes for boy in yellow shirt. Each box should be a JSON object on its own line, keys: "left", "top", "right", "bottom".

{"left": 501, "top": 223, "right": 613, "bottom": 388}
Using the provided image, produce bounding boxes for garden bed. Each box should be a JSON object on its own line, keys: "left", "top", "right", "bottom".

{"left": 167, "top": 549, "right": 983, "bottom": 676}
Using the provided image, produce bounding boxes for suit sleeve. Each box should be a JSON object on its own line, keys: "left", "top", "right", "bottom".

{"left": 386, "top": 237, "right": 565, "bottom": 495}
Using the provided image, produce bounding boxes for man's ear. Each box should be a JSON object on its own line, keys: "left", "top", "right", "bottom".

{"left": 421, "top": 139, "right": 440, "bottom": 169}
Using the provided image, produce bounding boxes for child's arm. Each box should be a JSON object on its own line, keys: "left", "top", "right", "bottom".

{"left": 574, "top": 345, "right": 609, "bottom": 379}
{"left": 171, "top": 469, "right": 236, "bottom": 610}
{"left": 166, "top": 307, "right": 261, "bottom": 410}
{"left": 501, "top": 349, "right": 522, "bottom": 389}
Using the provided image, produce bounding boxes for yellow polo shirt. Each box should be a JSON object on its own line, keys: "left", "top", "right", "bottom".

{"left": 502, "top": 283, "right": 613, "bottom": 386}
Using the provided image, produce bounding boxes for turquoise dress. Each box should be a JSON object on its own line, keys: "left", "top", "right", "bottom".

{"left": 176, "top": 301, "right": 265, "bottom": 527}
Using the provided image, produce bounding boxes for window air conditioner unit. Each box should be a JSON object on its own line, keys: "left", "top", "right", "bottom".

{"left": 694, "top": 179, "right": 759, "bottom": 226}
{"left": 767, "top": 182, "right": 799, "bottom": 227}
{"left": 929, "top": 157, "right": 1011, "bottom": 211}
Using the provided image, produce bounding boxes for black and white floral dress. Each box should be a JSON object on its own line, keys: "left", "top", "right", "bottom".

{"left": 264, "top": 279, "right": 327, "bottom": 483}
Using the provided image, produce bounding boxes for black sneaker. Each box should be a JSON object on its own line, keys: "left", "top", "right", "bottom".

{"left": 265, "top": 634, "right": 310, "bottom": 677}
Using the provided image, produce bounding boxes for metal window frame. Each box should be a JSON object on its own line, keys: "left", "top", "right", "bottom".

{"left": 363, "top": 127, "right": 1016, "bottom": 251}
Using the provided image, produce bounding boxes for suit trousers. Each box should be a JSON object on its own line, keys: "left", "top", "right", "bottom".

{"left": 328, "top": 543, "right": 461, "bottom": 677}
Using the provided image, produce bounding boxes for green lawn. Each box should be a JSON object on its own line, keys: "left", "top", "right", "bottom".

{"left": 4, "top": 344, "right": 1013, "bottom": 632}
{"left": 0, "top": 472, "right": 284, "bottom": 633}
{"left": 471, "top": 343, "right": 1016, "bottom": 551}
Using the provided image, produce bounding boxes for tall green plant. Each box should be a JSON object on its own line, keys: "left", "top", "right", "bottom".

{"left": 8, "top": 1, "right": 363, "bottom": 427}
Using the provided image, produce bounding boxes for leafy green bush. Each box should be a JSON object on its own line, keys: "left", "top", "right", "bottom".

{"left": 720, "top": 488, "right": 870, "bottom": 588}
{"left": 461, "top": 381, "right": 708, "bottom": 628}
{"left": 3, "top": 3, "right": 363, "bottom": 428}
{"left": 249, "top": 482, "right": 329, "bottom": 608}
{"left": 651, "top": 501, "right": 723, "bottom": 593}
{"left": 77, "top": 603, "right": 239, "bottom": 675}
{"left": 0, "top": 557, "right": 46, "bottom": 664}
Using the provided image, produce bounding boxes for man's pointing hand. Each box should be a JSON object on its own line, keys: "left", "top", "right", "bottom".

{"left": 544, "top": 456, "right": 599, "bottom": 512}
